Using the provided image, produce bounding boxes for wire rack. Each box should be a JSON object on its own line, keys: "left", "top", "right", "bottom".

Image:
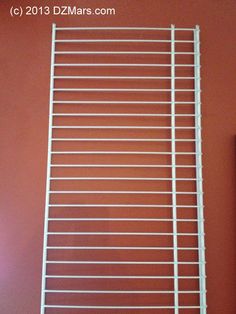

{"left": 40, "top": 24, "right": 206, "bottom": 314}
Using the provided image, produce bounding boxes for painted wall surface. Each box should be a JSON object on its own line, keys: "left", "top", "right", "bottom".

{"left": 0, "top": 1, "right": 236, "bottom": 313}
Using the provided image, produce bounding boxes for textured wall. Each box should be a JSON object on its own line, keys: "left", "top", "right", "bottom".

{"left": 0, "top": 1, "right": 236, "bottom": 313}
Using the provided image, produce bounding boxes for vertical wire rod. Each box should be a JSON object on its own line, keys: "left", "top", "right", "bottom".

{"left": 194, "top": 25, "right": 207, "bottom": 314}
{"left": 171, "top": 25, "right": 179, "bottom": 314}
{"left": 40, "top": 23, "right": 56, "bottom": 314}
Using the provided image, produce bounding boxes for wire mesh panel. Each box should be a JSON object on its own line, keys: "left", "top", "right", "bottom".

{"left": 40, "top": 24, "right": 206, "bottom": 314}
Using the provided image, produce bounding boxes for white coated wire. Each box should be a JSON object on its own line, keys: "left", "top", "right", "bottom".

{"left": 40, "top": 23, "right": 206, "bottom": 314}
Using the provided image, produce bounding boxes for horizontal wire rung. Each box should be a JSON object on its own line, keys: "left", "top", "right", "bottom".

{"left": 53, "top": 100, "right": 196, "bottom": 104}
{"left": 50, "top": 290, "right": 205, "bottom": 295}
{"left": 46, "top": 246, "right": 204, "bottom": 251}
{"left": 49, "top": 204, "right": 199, "bottom": 208}
{"left": 54, "top": 63, "right": 197, "bottom": 67}
{"left": 48, "top": 218, "right": 199, "bottom": 222}
{"left": 44, "top": 305, "right": 203, "bottom": 309}
{"left": 46, "top": 260, "right": 205, "bottom": 265}
{"left": 55, "top": 51, "right": 196, "bottom": 55}
{"left": 44, "top": 289, "right": 205, "bottom": 300}
{"left": 51, "top": 164, "right": 199, "bottom": 168}
{"left": 55, "top": 26, "right": 196, "bottom": 31}
{"left": 46, "top": 275, "right": 201, "bottom": 278}
{"left": 52, "top": 113, "right": 197, "bottom": 116}
{"left": 55, "top": 39, "right": 195, "bottom": 43}
{"left": 53, "top": 75, "right": 196, "bottom": 80}
{"left": 49, "top": 177, "right": 199, "bottom": 180}
{"left": 52, "top": 126, "right": 198, "bottom": 129}
{"left": 51, "top": 138, "right": 198, "bottom": 142}
{"left": 49, "top": 190, "right": 198, "bottom": 194}
{"left": 53, "top": 88, "right": 196, "bottom": 92}
{"left": 51, "top": 151, "right": 200, "bottom": 155}
{"left": 44, "top": 289, "right": 204, "bottom": 294}
{"left": 47, "top": 232, "right": 200, "bottom": 236}
{"left": 55, "top": 40, "right": 195, "bottom": 44}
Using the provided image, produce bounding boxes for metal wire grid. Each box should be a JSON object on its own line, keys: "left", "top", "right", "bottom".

{"left": 40, "top": 24, "right": 206, "bottom": 314}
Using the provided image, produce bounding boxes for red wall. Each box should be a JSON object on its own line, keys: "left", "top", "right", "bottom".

{"left": 0, "top": 1, "right": 236, "bottom": 313}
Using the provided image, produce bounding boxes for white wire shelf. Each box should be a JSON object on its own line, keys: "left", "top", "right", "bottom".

{"left": 40, "top": 24, "right": 206, "bottom": 314}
